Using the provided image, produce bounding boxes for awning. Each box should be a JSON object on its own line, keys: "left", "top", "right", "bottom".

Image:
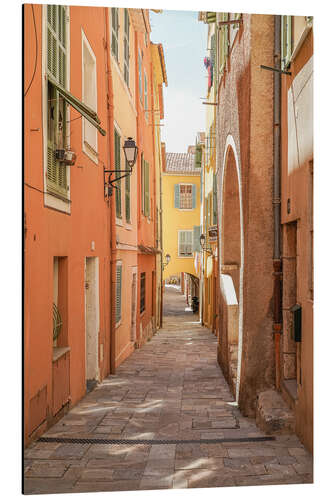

{"left": 48, "top": 77, "right": 106, "bottom": 136}
{"left": 138, "top": 244, "right": 161, "bottom": 255}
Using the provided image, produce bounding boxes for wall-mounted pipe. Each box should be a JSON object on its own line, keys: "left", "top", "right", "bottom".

{"left": 104, "top": 8, "right": 116, "bottom": 374}
{"left": 273, "top": 15, "right": 282, "bottom": 390}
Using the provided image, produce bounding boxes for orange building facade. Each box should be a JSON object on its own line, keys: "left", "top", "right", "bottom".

{"left": 24, "top": 5, "right": 166, "bottom": 446}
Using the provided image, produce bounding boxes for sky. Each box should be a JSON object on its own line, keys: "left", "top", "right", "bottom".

{"left": 150, "top": 10, "right": 207, "bottom": 154}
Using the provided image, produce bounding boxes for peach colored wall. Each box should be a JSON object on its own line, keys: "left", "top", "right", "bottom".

{"left": 24, "top": 5, "right": 112, "bottom": 445}
{"left": 111, "top": 8, "right": 138, "bottom": 368}
{"left": 135, "top": 25, "right": 156, "bottom": 341}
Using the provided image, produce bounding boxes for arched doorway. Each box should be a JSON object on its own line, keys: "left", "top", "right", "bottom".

{"left": 218, "top": 136, "right": 244, "bottom": 401}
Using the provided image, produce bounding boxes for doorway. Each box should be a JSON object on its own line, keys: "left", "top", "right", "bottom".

{"left": 85, "top": 257, "right": 100, "bottom": 392}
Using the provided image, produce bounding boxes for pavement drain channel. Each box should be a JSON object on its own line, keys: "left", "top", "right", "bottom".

{"left": 39, "top": 436, "right": 276, "bottom": 445}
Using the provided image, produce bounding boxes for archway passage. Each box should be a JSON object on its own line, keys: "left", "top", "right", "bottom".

{"left": 219, "top": 145, "right": 242, "bottom": 396}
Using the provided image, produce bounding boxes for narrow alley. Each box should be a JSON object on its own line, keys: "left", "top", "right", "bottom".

{"left": 24, "top": 286, "right": 312, "bottom": 494}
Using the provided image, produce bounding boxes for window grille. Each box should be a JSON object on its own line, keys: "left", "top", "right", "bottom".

{"left": 180, "top": 185, "right": 193, "bottom": 209}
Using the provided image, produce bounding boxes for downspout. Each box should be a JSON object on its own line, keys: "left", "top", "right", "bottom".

{"left": 273, "top": 15, "right": 282, "bottom": 390}
{"left": 104, "top": 8, "right": 116, "bottom": 374}
{"left": 160, "top": 161, "right": 163, "bottom": 327}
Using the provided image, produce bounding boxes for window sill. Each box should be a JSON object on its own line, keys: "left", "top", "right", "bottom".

{"left": 44, "top": 191, "right": 71, "bottom": 215}
{"left": 83, "top": 141, "right": 98, "bottom": 165}
{"left": 52, "top": 346, "right": 70, "bottom": 362}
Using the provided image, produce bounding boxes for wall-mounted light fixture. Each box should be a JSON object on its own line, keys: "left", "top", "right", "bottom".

{"left": 162, "top": 253, "right": 171, "bottom": 270}
{"left": 200, "top": 233, "right": 213, "bottom": 255}
{"left": 104, "top": 137, "right": 138, "bottom": 197}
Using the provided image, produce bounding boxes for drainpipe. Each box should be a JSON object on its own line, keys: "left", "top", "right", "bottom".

{"left": 273, "top": 15, "right": 282, "bottom": 390}
{"left": 104, "top": 8, "right": 116, "bottom": 374}
{"left": 160, "top": 155, "right": 164, "bottom": 327}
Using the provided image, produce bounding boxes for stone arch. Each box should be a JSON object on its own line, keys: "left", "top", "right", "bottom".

{"left": 219, "top": 135, "right": 244, "bottom": 402}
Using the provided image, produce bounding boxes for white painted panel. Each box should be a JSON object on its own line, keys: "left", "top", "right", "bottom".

{"left": 220, "top": 274, "right": 238, "bottom": 305}
{"left": 288, "top": 56, "right": 313, "bottom": 173}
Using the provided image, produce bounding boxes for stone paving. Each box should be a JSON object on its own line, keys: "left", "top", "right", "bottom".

{"left": 24, "top": 285, "right": 313, "bottom": 494}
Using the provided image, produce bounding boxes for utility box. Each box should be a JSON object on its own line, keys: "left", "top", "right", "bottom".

{"left": 291, "top": 304, "right": 302, "bottom": 342}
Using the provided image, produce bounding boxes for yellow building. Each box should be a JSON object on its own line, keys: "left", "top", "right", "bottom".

{"left": 151, "top": 42, "right": 167, "bottom": 328}
{"left": 162, "top": 151, "right": 201, "bottom": 286}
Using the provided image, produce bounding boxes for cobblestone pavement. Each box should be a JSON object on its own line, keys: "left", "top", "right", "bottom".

{"left": 24, "top": 285, "right": 313, "bottom": 494}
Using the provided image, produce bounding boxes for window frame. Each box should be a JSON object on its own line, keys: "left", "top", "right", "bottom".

{"left": 179, "top": 183, "right": 193, "bottom": 210}
{"left": 144, "top": 70, "right": 148, "bottom": 121}
{"left": 114, "top": 127, "right": 122, "bottom": 219}
{"left": 123, "top": 9, "right": 130, "bottom": 86}
{"left": 44, "top": 4, "right": 71, "bottom": 213}
{"left": 111, "top": 8, "right": 119, "bottom": 61}
{"left": 178, "top": 229, "right": 194, "bottom": 258}
{"left": 138, "top": 49, "right": 143, "bottom": 102}
{"left": 82, "top": 30, "right": 98, "bottom": 163}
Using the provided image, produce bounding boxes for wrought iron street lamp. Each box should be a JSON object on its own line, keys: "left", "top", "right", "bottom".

{"left": 162, "top": 253, "right": 171, "bottom": 270}
{"left": 200, "top": 233, "right": 213, "bottom": 255}
{"left": 104, "top": 137, "right": 138, "bottom": 197}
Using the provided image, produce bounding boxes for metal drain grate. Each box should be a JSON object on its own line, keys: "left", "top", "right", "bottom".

{"left": 38, "top": 436, "right": 275, "bottom": 445}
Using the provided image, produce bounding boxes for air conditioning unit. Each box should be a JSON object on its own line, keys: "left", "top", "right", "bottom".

{"left": 55, "top": 149, "right": 77, "bottom": 166}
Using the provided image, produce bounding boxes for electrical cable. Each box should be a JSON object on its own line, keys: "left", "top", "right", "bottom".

{"left": 24, "top": 5, "right": 38, "bottom": 97}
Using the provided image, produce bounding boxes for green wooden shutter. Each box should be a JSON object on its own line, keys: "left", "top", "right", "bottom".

{"left": 46, "top": 6, "right": 68, "bottom": 197}
{"left": 115, "top": 130, "right": 121, "bottom": 218}
{"left": 116, "top": 264, "right": 122, "bottom": 323}
{"left": 174, "top": 184, "right": 180, "bottom": 208}
{"left": 213, "top": 174, "right": 217, "bottom": 224}
{"left": 207, "top": 12, "right": 216, "bottom": 23}
{"left": 211, "top": 33, "right": 216, "bottom": 68}
{"left": 195, "top": 146, "right": 202, "bottom": 168}
{"left": 200, "top": 171, "right": 203, "bottom": 203}
{"left": 179, "top": 231, "right": 185, "bottom": 255}
{"left": 193, "top": 225, "right": 201, "bottom": 252}
{"left": 192, "top": 184, "right": 197, "bottom": 209}
{"left": 144, "top": 161, "right": 150, "bottom": 216}
{"left": 138, "top": 50, "right": 142, "bottom": 101}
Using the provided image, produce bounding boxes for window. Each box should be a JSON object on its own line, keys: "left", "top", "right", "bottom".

{"left": 125, "top": 160, "right": 131, "bottom": 222}
{"left": 213, "top": 174, "right": 217, "bottom": 225}
{"left": 281, "top": 16, "right": 292, "bottom": 70}
{"left": 123, "top": 9, "right": 130, "bottom": 86}
{"left": 116, "top": 262, "right": 122, "bottom": 324}
{"left": 218, "top": 12, "right": 229, "bottom": 75}
{"left": 144, "top": 71, "right": 148, "bottom": 120}
{"left": 178, "top": 230, "right": 193, "bottom": 257}
{"left": 180, "top": 185, "right": 193, "bottom": 209}
{"left": 82, "top": 33, "right": 97, "bottom": 160}
{"left": 175, "top": 184, "right": 196, "bottom": 209}
{"left": 46, "top": 5, "right": 68, "bottom": 197}
{"left": 141, "top": 155, "right": 150, "bottom": 216}
{"left": 138, "top": 50, "right": 143, "bottom": 102}
{"left": 111, "top": 8, "right": 119, "bottom": 60}
{"left": 140, "top": 272, "right": 146, "bottom": 313}
{"left": 114, "top": 129, "right": 121, "bottom": 218}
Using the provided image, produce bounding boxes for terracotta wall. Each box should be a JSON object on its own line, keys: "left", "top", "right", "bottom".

{"left": 24, "top": 4, "right": 112, "bottom": 445}
{"left": 216, "top": 14, "right": 275, "bottom": 415}
{"left": 280, "top": 29, "right": 313, "bottom": 452}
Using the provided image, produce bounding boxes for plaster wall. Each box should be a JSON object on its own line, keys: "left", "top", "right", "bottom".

{"left": 24, "top": 5, "right": 112, "bottom": 444}
{"left": 216, "top": 14, "right": 275, "bottom": 415}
